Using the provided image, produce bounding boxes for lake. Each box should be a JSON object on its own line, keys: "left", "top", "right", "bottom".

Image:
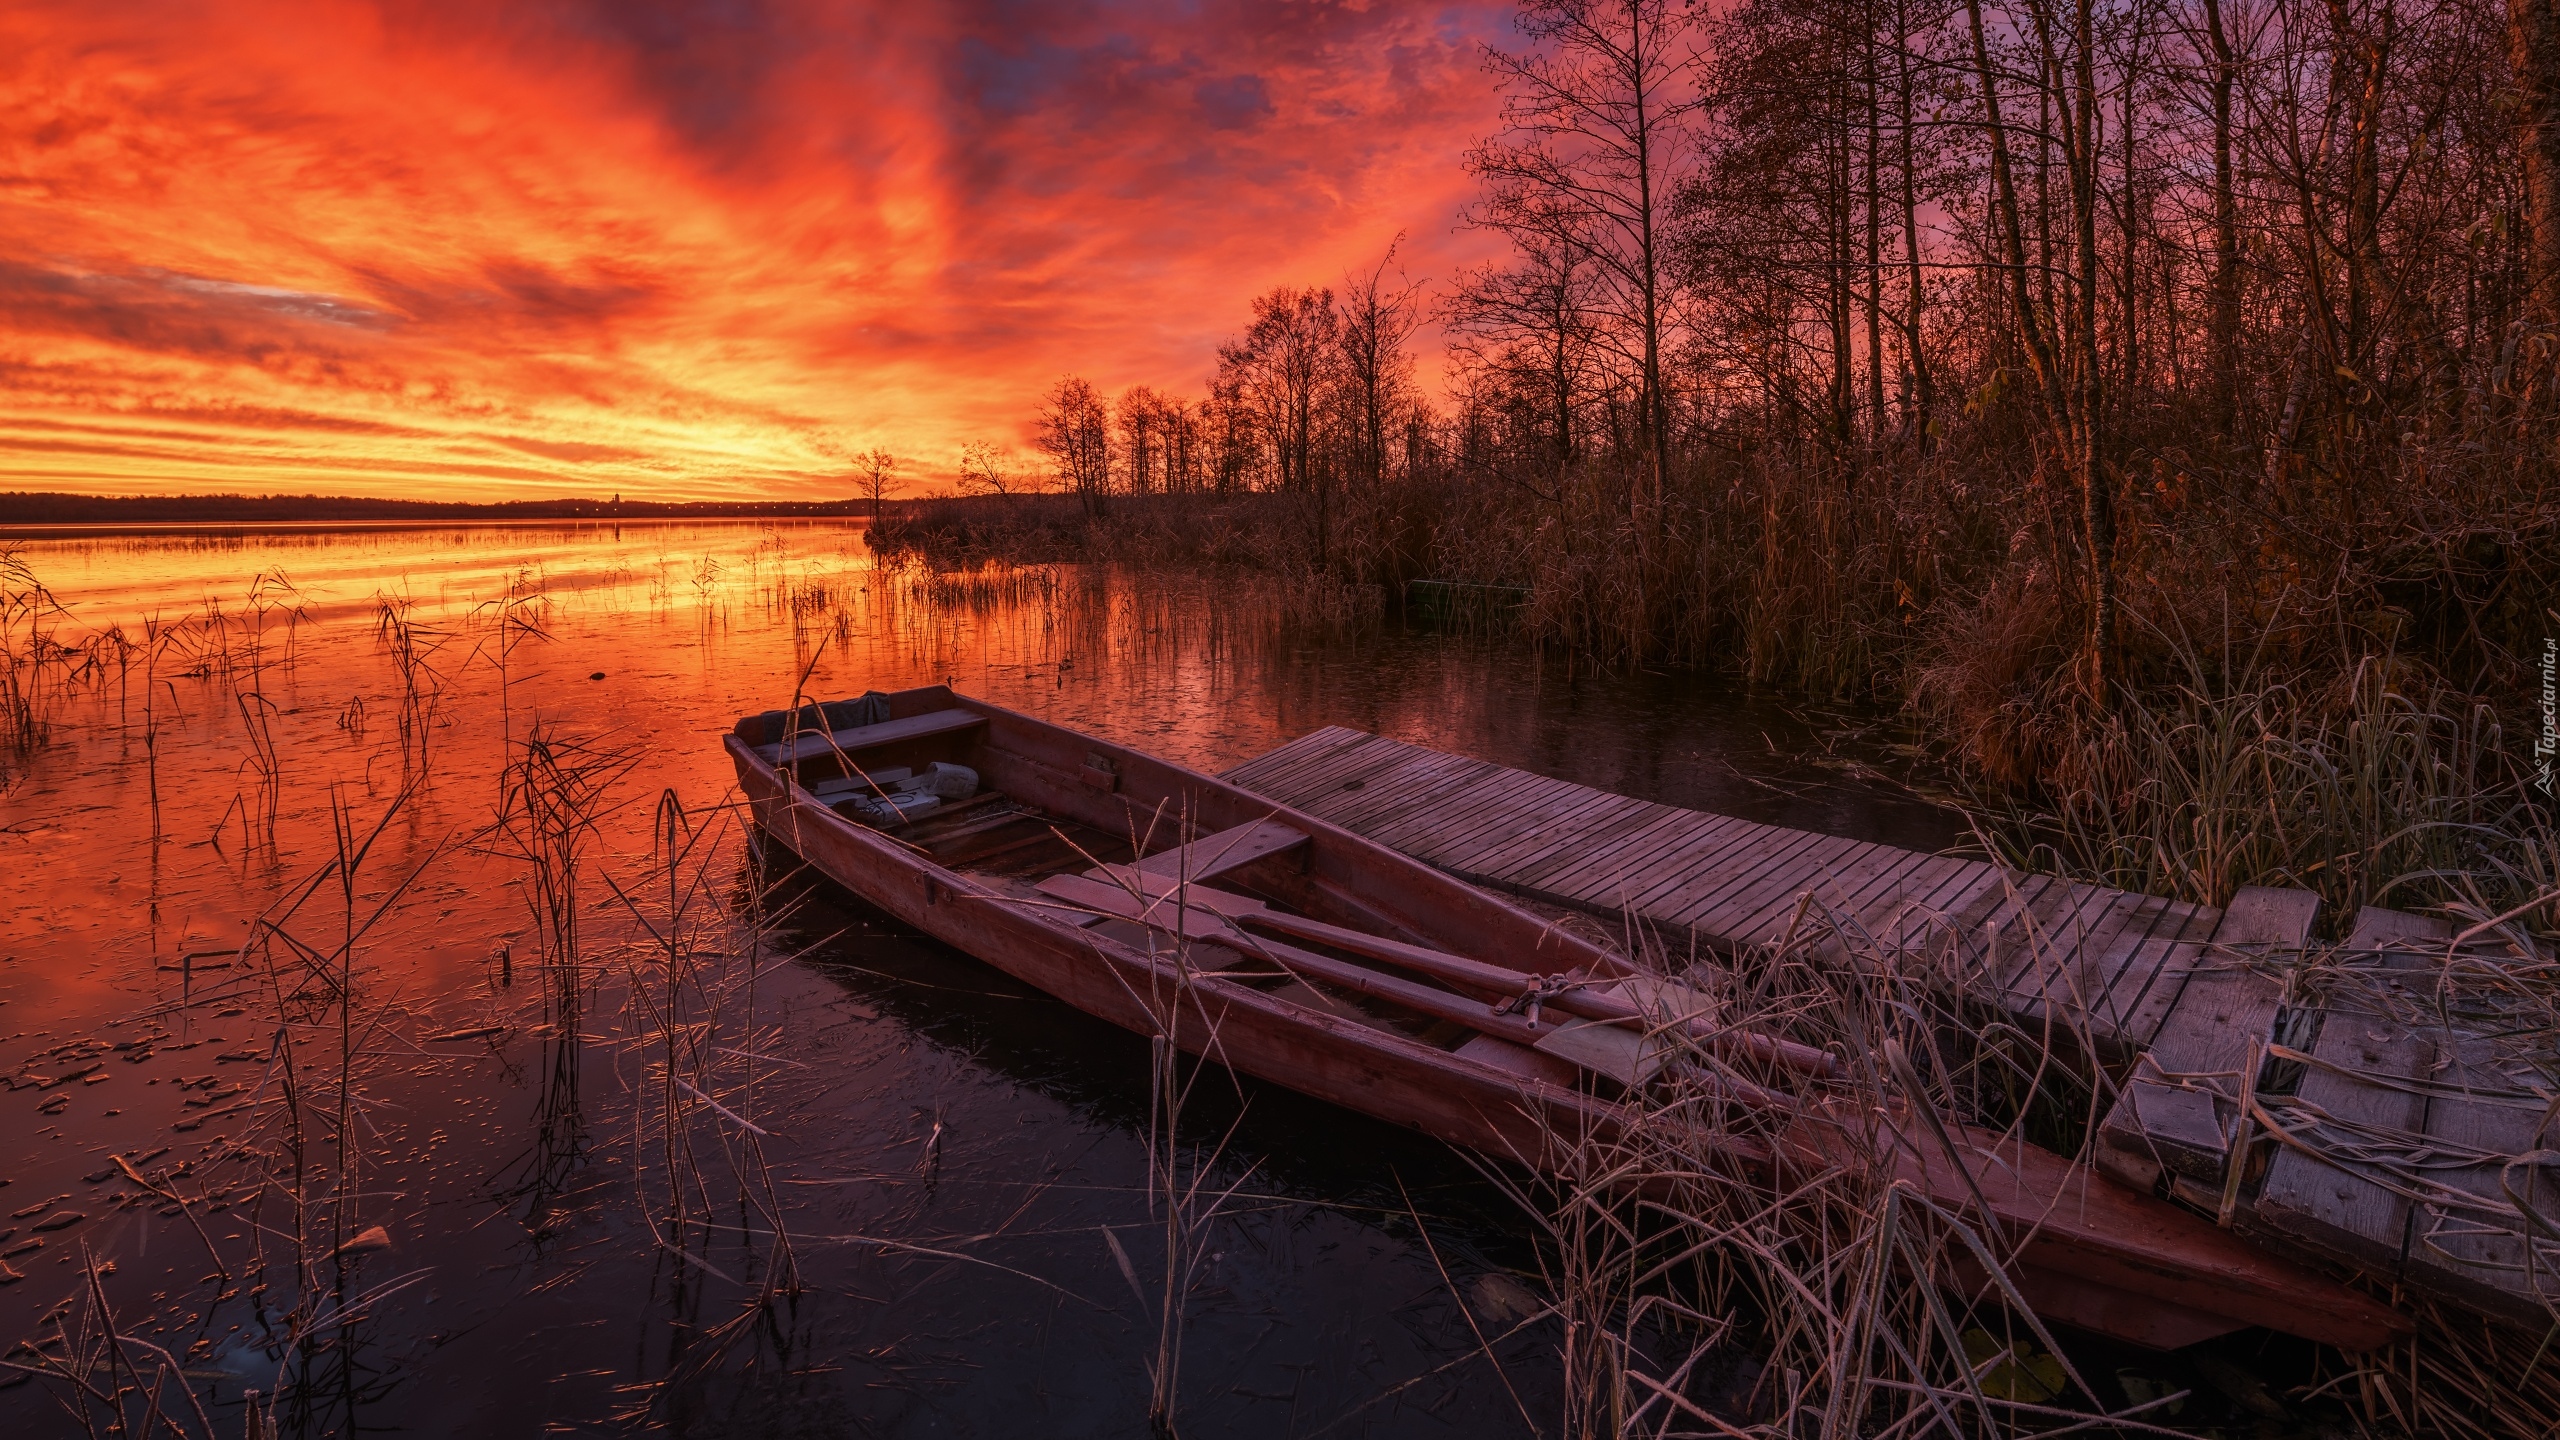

{"left": 0, "top": 522, "right": 1957, "bottom": 1437}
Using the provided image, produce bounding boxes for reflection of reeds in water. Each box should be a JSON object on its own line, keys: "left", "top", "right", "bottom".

{"left": 486, "top": 725, "right": 636, "bottom": 1207}
{"left": 468, "top": 590, "right": 551, "bottom": 754}
{"left": 7, "top": 1246, "right": 221, "bottom": 1439}
{"left": 600, "top": 791, "right": 814, "bottom": 1419}
{"left": 135, "top": 784, "right": 440, "bottom": 1440}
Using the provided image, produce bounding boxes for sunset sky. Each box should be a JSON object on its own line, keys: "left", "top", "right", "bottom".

{"left": 0, "top": 1, "right": 1515, "bottom": 501}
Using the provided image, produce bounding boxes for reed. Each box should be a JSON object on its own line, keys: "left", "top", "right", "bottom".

{"left": 1960, "top": 641, "right": 2560, "bottom": 941}
{"left": 0, "top": 548, "right": 65, "bottom": 770}
{"left": 370, "top": 592, "right": 449, "bottom": 776}
{"left": 1054, "top": 804, "right": 1267, "bottom": 1437}
{"left": 484, "top": 723, "right": 638, "bottom": 1200}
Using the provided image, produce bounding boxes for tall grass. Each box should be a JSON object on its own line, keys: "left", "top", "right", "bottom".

{"left": 1491, "top": 893, "right": 2560, "bottom": 1438}
{"left": 1, "top": 548, "right": 65, "bottom": 771}
{"left": 1960, "top": 643, "right": 2560, "bottom": 940}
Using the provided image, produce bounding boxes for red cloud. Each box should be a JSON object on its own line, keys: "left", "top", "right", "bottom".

{"left": 0, "top": 0, "right": 1514, "bottom": 501}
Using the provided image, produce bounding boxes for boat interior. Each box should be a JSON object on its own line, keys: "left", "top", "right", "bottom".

{"left": 733, "top": 692, "right": 1715, "bottom": 1096}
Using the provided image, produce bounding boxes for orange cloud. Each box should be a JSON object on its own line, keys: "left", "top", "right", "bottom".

{"left": 0, "top": 0, "right": 1513, "bottom": 501}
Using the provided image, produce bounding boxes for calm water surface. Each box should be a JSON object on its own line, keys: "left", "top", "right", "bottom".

{"left": 0, "top": 522, "right": 1958, "bottom": 1437}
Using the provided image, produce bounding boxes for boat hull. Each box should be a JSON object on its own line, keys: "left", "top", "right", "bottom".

{"left": 727, "top": 689, "right": 2411, "bottom": 1354}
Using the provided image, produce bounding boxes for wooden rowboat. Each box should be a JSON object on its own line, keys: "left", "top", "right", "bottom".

{"left": 728, "top": 685, "right": 2409, "bottom": 1354}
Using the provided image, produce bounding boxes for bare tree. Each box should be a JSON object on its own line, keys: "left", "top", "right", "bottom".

{"left": 1036, "top": 376, "right": 1112, "bottom": 514}
{"left": 1117, "top": 385, "right": 1165, "bottom": 496}
{"left": 855, "top": 448, "right": 898, "bottom": 518}
{"left": 1217, "top": 287, "right": 1341, "bottom": 562}
{"left": 956, "top": 439, "right": 1021, "bottom": 498}
{"left": 1336, "top": 241, "right": 1425, "bottom": 493}
{"left": 1470, "top": 0, "right": 1698, "bottom": 514}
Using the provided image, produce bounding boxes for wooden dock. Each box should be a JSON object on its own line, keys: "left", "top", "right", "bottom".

{"left": 1225, "top": 726, "right": 2290, "bottom": 1061}
{"left": 1227, "top": 726, "right": 2559, "bottom": 1326}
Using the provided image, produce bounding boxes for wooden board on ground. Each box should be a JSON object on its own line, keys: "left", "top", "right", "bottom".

{"left": 2094, "top": 887, "right": 2318, "bottom": 1191}
{"left": 2247, "top": 906, "right": 2443, "bottom": 1276}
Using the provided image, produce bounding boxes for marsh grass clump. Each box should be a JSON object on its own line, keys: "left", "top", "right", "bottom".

{"left": 484, "top": 724, "right": 638, "bottom": 1188}
{"left": 1477, "top": 905, "right": 2144, "bottom": 1440}
{"left": 1963, "top": 643, "right": 2560, "bottom": 941}
{"left": 371, "top": 593, "right": 451, "bottom": 774}
{"left": 1, "top": 548, "right": 69, "bottom": 769}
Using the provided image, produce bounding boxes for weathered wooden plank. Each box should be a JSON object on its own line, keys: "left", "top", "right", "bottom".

{"left": 2250, "top": 905, "right": 2441, "bottom": 1275}
{"left": 1734, "top": 840, "right": 1935, "bottom": 941}
{"left": 2100, "top": 900, "right": 2233, "bottom": 1051}
{"left": 2093, "top": 887, "right": 2316, "bottom": 1191}
{"left": 1509, "top": 800, "right": 1687, "bottom": 892}
{"left": 1690, "top": 836, "right": 1896, "bottom": 944}
{"left": 1359, "top": 768, "right": 1538, "bottom": 865}
{"left": 1603, "top": 814, "right": 1777, "bottom": 915}
{"left": 1636, "top": 825, "right": 1834, "bottom": 940}
{"left": 1467, "top": 791, "right": 1644, "bottom": 883}
{"left": 1435, "top": 776, "right": 1612, "bottom": 874}
{"left": 1222, "top": 726, "right": 1359, "bottom": 791}
{"left": 2005, "top": 891, "right": 2198, "bottom": 1047}
{"left": 1797, "top": 848, "right": 1957, "bottom": 950}
{"left": 1983, "top": 878, "right": 2113, "bottom": 1012}
{"left": 2404, "top": 1032, "right": 2560, "bottom": 1323}
{"left": 1349, "top": 754, "right": 1509, "bottom": 839}
{"left": 1370, "top": 758, "right": 1560, "bottom": 843}
{"left": 1303, "top": 749, "right": 1477, "bottom": 831}
{"left": 1236, "top": 730, "right": 1385, "bottom": 806}
{"left": 1269, "top": 730, "right": 1409, "bottom": 801}
{"left": 1545, "top": 812, "right": 1749, "bottom": 918}
{"left": 1632, "top": 817, "right": 1827, "bottom": 919}
{"left": 1860, "top": 856, "right": 2000, "bottom": 949}
{"left": 1231, "top": 725, "right": 1372, "bottom": 796}
{"left": 1512, "top": 800, "right": 1688, "bottom": 887}
{"left": 1282, "top": 746, "right": 1446, "bottom": 820}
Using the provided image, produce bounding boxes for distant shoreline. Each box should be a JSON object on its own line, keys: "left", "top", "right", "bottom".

{"left": 0, "top": 516, "right": 875, "bottom": 541}
{"left": 0, "top": 491, "right": 908, "bottom": 528}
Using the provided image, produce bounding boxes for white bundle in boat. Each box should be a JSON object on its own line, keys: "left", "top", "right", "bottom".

{"left": 823, "top": 762, "right": 976, "bottom": 826}
{"left": 908, "top": 762, "right": 978, "bottom": 800}
{"left": 841, "top": 789, "right": 941, "bottom": 825}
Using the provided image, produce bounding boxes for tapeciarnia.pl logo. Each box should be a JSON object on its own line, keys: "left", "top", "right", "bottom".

{"left": 2538, "top": 637, "right": 2556, "bottom": 798}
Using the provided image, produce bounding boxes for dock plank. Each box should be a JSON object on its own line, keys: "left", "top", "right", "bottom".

{"left": 2249, "top": 906, "right": 2442, "bottom": 1275}
{"left": 2093, "top": 888, "right": 2316, "bottom": 1192}
{"left": 2405, "top": 1032, "right": 2560, "bottom": 1322}
{"left": 1221, "top": 729, "right": 2282, "bottom": 1061}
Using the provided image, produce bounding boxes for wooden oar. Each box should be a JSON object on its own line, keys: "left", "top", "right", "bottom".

{"left": 1080, "top": 867, "right": 1839, "bottom": 1079}
{"left": 1038, "top": 873, "right": 1781, "bottom": 1096}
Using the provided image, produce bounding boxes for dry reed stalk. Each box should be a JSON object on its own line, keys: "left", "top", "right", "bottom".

{"left": 371, "top": 592, "right": 451, "bottom": 776}
{"left": 1041, "top": 802, "right": 1269, "bottom": 1437}
{"left": 1473, "top": 899, "right": 2245, "bottom": 1440}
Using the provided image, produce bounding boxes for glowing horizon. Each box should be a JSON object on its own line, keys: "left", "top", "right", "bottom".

{"left": 0, "top": 1, "right": 1514, "bottom": 503}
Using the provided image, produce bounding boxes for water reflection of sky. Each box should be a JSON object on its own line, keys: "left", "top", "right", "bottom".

{"left": 0, "top": 522, "right": 1954, "bottom": 1436}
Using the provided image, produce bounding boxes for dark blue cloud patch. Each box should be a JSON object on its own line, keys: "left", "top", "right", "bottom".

{"left": 1191, "top": 72, "right": 1270, "bottom": 130}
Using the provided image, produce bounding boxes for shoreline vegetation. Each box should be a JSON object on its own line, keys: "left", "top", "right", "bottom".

{"left": 871, "top": 0, "right": 2560, "bottom": 949}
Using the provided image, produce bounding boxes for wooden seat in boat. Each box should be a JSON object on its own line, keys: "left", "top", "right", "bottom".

{"left": 1117, "top": 819, "right": 1308, "bottom": 883}
{"left": 756, "top": 707, "right": 985, "bottom": 765}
